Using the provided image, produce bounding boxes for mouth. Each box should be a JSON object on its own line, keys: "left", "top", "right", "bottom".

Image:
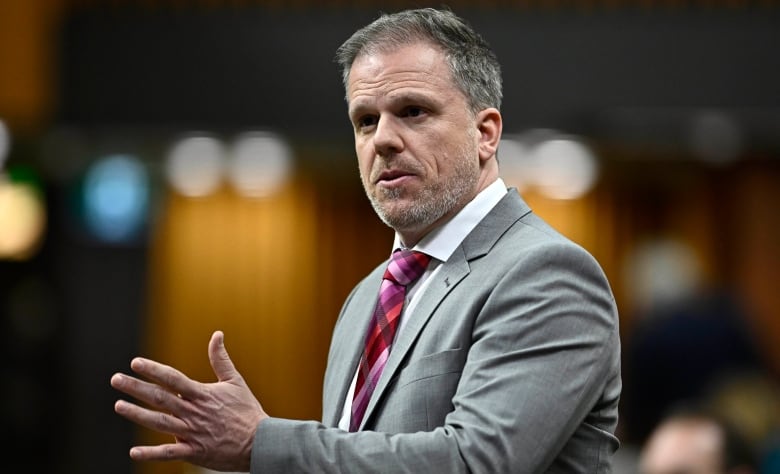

{"left": 375, "top": 169, "right": 415, "bottom": 185}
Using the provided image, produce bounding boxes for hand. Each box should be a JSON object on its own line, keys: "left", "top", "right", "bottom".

{"left": 110, "top": 331, "right": 267, "bottom": 472}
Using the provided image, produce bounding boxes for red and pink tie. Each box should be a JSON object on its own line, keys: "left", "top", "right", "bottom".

{"left": 349, "top": 249, "right": 432, "bottom": 432}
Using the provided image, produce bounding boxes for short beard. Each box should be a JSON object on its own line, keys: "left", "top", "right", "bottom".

{"left": 365, "top": 147, "right": 479, "bottom": 236}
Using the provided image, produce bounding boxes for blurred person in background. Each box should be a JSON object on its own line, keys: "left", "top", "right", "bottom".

{"left": 639, "top": 407, "right": 757, "bottom": 474}
{"left": 707, "top": 373, "right": 780, "bottom": 474}
{"left": 622, "top": 238, "right": 766, "bottom": 445}
{"left": 110, "top": 7, "right": 621, "bottom": 473}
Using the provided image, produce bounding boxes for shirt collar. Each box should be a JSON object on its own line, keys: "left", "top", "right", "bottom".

{"left": 392, "top": 178, "right": 508, "bottom": 263}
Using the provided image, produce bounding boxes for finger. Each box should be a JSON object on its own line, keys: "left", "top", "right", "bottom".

{"left": 129, "top": 442, "right": 195, "bottom": 463}
{"left": 111, "top": 373, "right": 186, "bottom": 414}
{"left": 208, "top": 331, "right": 241, "bottom": 383}
{"left": 114, "top": 399, "right": 190, "bottom": 437}
{"left": 129, "top": 357, "right": 201, "bottom": 400}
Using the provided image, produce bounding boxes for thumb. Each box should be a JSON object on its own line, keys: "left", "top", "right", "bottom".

{"left": 208, "top": 330, "right": 241, "bottom": 383}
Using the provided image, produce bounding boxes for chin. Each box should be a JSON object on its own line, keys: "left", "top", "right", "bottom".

{"left": 375, "top": 204, "right": 414, "bottom": 228}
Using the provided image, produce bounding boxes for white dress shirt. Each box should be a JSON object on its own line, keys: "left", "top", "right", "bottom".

{"left": 338, "top": 179, "right": 508, "bottom": 430}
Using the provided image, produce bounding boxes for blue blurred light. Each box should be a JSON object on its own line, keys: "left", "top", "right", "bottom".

{"left": 83, "top": 154, "right": 149, "bottom": 243}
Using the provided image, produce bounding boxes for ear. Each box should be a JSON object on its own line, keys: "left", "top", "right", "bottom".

{"left": 476, "top": 107, "right": 502, "bottom": 163}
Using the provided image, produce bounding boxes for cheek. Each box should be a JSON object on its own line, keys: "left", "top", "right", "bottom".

{"left": 356, "top": 147, "right": 374, "bottom": 181}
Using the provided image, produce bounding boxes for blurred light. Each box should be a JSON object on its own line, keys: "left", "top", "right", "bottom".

{"left": 0, "top": 118, "right": 10, "bottom": 169}
{"left": 500, "top": 130, "right": 599, "bottom": 200}
{"left": 227, "top": 131, "right": 293, "bottom": 198}
{"left": 498, "top": 137, "right": 534, "bottom": 192}
{"left": 166, "top": 134, "right": 226, "bottom": 197}
{"left": 0, "top": 177, "right": 46, "bottom": 260}
{"left": 530, "top": 138, "right": 599, "bottom": 200}
{"left": 83, "top": 154, "right": 149, "bottom": 243}
{"left": 687, "top": 110, "right": 744, "bottom": 166}
{"left": 624, "top": 238, "right": 702, "bottom": 315}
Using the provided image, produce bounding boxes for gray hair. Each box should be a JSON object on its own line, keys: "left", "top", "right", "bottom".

{"left": 335, "top": 8, "right": 503, "bottom": 113}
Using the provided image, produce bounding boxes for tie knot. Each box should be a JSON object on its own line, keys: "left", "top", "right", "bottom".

{"left": 384, "top": 249, "right": 432, "bottom": 286}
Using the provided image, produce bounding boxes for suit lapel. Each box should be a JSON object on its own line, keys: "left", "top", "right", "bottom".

{"left": 322, "top": 265, "right": 385, "bottom": 426}
{"left": 358, "top": 190, "right": 532, "bottom": 430}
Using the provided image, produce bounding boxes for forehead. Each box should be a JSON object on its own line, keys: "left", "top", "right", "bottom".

{"left": 346, "top": 42, "right": 458, "bottom": 106}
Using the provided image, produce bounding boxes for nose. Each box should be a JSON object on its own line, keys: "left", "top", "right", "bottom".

{"left": 373, "top": 116, "right": 403, "bottom": 157}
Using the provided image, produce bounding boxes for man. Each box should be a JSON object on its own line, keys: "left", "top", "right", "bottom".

{"left": 638, "top": 409, "right": 757, "bottom": 474}
{"left": 111, "top": 8, "right": 621, "bottom": 473}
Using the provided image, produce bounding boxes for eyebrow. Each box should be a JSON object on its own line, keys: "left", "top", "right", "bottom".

{"left": 349, "top": 91, "right": 440, "bottom": 118}
{"left": 386, "top": 91, "right": 439, "bottom": 108}
{"left": 347, "top": 102, "right": 371, "bottom": 123}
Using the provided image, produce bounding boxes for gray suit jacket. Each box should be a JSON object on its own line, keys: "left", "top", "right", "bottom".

{"left": 252, "top": 190, "right": 621, "bottom": 473}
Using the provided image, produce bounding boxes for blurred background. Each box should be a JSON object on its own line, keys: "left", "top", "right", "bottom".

{"left": 0, "top": 0, "right": 778, "bottom": 473}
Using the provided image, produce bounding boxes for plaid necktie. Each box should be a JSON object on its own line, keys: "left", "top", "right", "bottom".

{"left": 349, "top": 249, "right": 432, "bottom": 432}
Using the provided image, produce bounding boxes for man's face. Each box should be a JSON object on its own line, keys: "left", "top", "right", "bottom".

{"left": 346, "top": 41, "right": 483, "bottom": 245}
{"left": 639, "top": 419, "right": 725, "bottom": 474}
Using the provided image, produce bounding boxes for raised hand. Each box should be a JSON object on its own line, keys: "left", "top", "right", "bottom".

{"left": 111, "top": 331, "right": 267, "bottom": 472}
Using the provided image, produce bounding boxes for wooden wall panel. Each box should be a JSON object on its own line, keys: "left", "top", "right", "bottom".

{"left": 734, "top": 165, "right": 780, "bottom": 374}
{"left": 0, "top": 0, "right": 61, "bottom": 132}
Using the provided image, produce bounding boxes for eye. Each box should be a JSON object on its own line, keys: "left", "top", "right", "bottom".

{"left": 356, "top": 115, "right": 378, "bottom": 130}
{"left": 403, "top": 106, "right": 425, "bottom": 118}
